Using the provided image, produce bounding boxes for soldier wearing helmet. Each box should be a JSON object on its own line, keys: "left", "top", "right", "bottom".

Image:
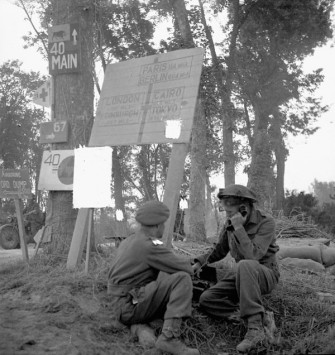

{"left": 108, "top": 200, "right": 199, "bottom": 355}
{"left": 193, "top": 184, "right": 279, "bottom": 353}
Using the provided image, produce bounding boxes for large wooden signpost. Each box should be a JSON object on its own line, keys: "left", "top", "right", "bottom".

{"left": 67, "top": 48, "right": 204, "bottom": 269}
{"left": 0, "top": 169, "right": 32, "bottom": 262}
{"left": 90, "top": 48, "right": 203, "bottom": 146}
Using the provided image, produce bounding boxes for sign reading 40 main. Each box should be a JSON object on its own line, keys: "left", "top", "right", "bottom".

{"left": 48, "top": 24, "right": 81, "bottom": 75}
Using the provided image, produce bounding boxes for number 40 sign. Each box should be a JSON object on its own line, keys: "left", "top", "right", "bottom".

{"left": 38, "top": 150, "right": 74, "bottom": 191}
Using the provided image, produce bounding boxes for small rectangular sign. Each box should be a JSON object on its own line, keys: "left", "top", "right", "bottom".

{"left": 73, "top": 147, "right": 113, "bottom": 208}
{"left": 40, "top": 121, "right": 69, "bottom": 144}
{"left": 48, "top": 23, "right": 81, "bottom": 75}
{"left": 33, "top": 79, "right": 52, "bottom": 108}
{"left": 38, "top": 150, "right": 74, "bottom": 191}
{"left": 0, "top": 169, "right": 32, "bottom": 199}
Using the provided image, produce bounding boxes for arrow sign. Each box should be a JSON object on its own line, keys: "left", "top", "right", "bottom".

{"left": 72, "top": 29, "right": 78, "bottom": 45}
{"left": 40, "top": 121, "right": 69, "bottom": 144}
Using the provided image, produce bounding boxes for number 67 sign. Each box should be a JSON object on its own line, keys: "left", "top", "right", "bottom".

{"left": 38, "top": 150, "right": 74, "bottom": 191}
{"left": 39, "top": 121, "right": 69, "bottom": 144}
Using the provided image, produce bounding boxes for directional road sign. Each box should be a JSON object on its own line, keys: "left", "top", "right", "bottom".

{"left": 89, "top": 48, "right": 204, "bottom": 146}
{"left": 0, "top": 169, "right": 32, "bottom": 199}
{"left": 39, "top": 121, "right": 69, "bottom": 144}
{"left": 48, "top": 24, "right": 81, "bottom": 74}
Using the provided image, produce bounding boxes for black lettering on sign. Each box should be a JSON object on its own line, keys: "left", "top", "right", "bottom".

{"left": 138, "top": 57, "right": 192, "bottom": 85}
{"left": 151, "top": 87, "right": 184, "bottom": 102}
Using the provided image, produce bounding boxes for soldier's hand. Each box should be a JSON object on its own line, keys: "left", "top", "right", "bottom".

{"left": 230, "top": 212, "right": 246, "bottom": 230}
{"left": 192, "top": 262, "right": 202, "bottom": 277}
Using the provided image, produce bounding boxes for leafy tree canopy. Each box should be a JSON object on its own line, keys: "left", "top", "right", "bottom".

{"left": 0, "top": 60, "right": 46, "bottom": 171}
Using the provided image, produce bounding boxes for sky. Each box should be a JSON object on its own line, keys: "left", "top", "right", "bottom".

{"left": 0, "top": 0, "right": 334, "bottom": 193}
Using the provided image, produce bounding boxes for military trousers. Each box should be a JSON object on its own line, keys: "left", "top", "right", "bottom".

{"left": 116, "top": 271, "right": 193, "bottom": 325}
{"left": 199, "top": 259, "right": 279, "bottom": 319}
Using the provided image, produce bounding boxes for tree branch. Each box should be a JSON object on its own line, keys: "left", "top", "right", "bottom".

{"left": 17, "top": 0, "right": 49, "bottom": 57}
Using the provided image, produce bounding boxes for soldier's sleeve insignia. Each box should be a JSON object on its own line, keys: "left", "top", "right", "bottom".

{"left": 152, "top": 239, "right": 164, "bottom": 245}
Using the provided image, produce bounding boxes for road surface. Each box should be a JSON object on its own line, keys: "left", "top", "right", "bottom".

{"left": 0, "top": 244, "right": 36, "bottom": 267}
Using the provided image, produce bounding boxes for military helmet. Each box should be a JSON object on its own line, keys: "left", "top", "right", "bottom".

{"left": 217, "top": 184, "right": 257, "bottom": 203}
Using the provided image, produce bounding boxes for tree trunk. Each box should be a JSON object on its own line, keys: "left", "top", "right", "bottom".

{"left": 170, "top": 0, "right": 207, "bottom": 241}
{"left": 47, "top": 0, "right": 94, "bottom": 255}
{"left": 248, "top": 129, "right": 273, "bottom": 209}
{"left": 247, "top": 98, "right": 273, "bottom": 208}
{"left": 198, "top": 0, "right": 238, "bottom": 186}
{"left": 270, "top": 112, "right": 287, "bottom": 211}
{"left": 188, "top": 100, "right": 207, "bottom": 242}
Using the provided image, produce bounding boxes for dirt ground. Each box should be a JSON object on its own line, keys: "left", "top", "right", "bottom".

{"left": 1, "top": 237, "right": 335, "bottom": 355}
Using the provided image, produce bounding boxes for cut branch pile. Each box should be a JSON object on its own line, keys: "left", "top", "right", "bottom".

{"left": 275, "top": 214, "right": 333, "bottom": 240}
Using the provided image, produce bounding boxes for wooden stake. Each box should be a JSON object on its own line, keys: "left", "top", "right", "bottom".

{"left": 66, "top": 208, "right": 89, "bottom": 269}
{"left": 85, "top": 208, "right": 93, "bottom": 274}
{"left": 162, "top": 143, "right": 189, "bottom": 248}
{"left": 14, "top": 198, "right": 29, "bottom": 263}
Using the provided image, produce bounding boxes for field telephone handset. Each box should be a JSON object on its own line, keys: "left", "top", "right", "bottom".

{"left": 227, "top": 204, "right": 247, "bottom": 227}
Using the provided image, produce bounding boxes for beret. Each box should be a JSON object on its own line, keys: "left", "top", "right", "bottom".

{"left": 135, "top": 200, "right": 170, "bottom": 226}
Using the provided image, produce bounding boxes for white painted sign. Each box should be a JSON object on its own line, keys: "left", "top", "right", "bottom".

{"left": 33, "top": 79, "right": 52, "bottom": 107}
{"left": 73, "top": 147, "right": 113, "bottom": 208}
{"left": 48, "top": 24, "right": 80, "bottom": 74}
{"left": 89, "top": 48, "right": 204, "bottom": 146}
{"left": 38, "top": 150, "right": 74, "bottom": 190}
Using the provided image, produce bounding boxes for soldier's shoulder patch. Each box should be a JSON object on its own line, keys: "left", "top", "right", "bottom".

{"left": 152, "top": 239, "right": 164, "bottom": 245}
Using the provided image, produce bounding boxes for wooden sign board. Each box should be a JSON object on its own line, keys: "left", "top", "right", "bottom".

{"left": 0, "top": 169, "right": 32, "bottom": 199}
{"left": 39, "top": 121, "right": 69, "bottom": 144}
{"left": 48, "top": 23, "right": 81, "bottom": 75}
{"left": 89, "top": 48, "right": 204, "bottom": 146}
{"left": 38, "top": 150, "right": 74, "bottom": 191}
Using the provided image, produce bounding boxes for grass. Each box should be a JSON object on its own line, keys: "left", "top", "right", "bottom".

{"left": 0, "top": 244, "right": 335, "bottom": 354}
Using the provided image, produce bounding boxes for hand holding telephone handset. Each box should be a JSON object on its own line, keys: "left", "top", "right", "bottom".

{"left": 227, "top": 204, "right": 248, "bottom": 229}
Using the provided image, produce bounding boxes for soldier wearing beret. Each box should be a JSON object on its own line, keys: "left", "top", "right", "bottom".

{"left": 193, "top": 184, "right": 280, "bottom": 353}
{"left": 108, "top": 200, "right": 199, "bottom": 355}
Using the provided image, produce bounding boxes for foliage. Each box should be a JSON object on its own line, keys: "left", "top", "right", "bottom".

{"left": 283, "top": 190, "right": 318, "bottom": 217}
{"left": 312, "top": 202, "right": 335, "bottom": 235}
{"left": 312, "top": 179, "right": 335, "bottom": 205}
{"left": 0, "top": 60, "right": 47, "bottom": 171}
{"left": 95, "top": 0, "right": 157, "bottom": 62}
{"left": 283, "top": 189, "right": 335, "bottom": 235}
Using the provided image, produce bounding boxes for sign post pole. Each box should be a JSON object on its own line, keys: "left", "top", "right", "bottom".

{"left": 84, "top": 208, "right": 93, "bottom": 274}
{"left": 162, "top": 143, "right": 189, "bottom": 248}
{"left": 14, "top": 198, "right": 29, "bottom": 263}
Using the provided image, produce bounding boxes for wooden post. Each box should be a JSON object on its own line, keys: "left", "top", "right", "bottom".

{"left": 85, "top": 208, "right": 93, "bottom": 274}
{"left": 14, "top": 198, "right": 29, "bottom": 263}
{"left": 66, "top": 208, "right": 89, "bottom": 269}
{"left": 162, "top": 143, "right": 189, "bottom": 248}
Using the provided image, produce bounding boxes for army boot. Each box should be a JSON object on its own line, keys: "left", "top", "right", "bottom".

{"left": 236, "top": 313, "right": 266, "bottom": 353}
{"left": 155, "top": 318, "right": 200, "bottom": 355}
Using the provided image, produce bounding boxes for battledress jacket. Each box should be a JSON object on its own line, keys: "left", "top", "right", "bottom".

{"left": 195, "top": 207, "right": 279, "bottom": 273}
{"left": 108, "top": 230, "right": 193, "bottom": 289}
